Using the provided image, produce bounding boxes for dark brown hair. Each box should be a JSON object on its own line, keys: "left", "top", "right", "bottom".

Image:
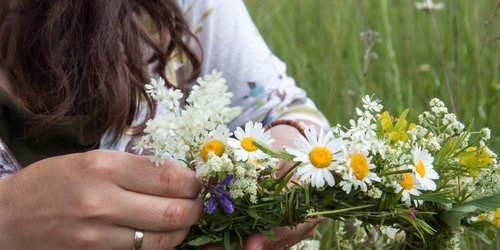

{"left": 0, "top": 0, "right": 201, "bottom": 143}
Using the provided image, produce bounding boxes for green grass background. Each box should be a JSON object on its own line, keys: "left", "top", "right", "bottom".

{"left": 246, "top": 0, "right": 500, "bottom": 153}
{"left": 246, "top": 1, "right": 500, "bottom": 249}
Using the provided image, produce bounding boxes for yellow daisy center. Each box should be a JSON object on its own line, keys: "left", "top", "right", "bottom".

{"left": 400, "top": 173, "right": 414, "bottom": 190}
{"left": 201, "top": 140, "right": 225, "bottom": 161}
{"left": 477, "top": 213, "right": 489, "bottom": 221}
{"left": 350, "top": 153, "right": 369, "bottom": 180}
{"left": 252, "top": 159, "right": 262, "bottom": 166}
{"left": 241, "top": 137, "right": 257, "bottom": 152}
{"left": 309, "top": 147, "right": 332, "bottom": 168}
{"left": 416, "top": 160, "right": 426, "bottom": 178}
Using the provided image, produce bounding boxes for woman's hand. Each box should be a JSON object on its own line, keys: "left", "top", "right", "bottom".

{"left": 0, "top": 150, "right": 203, "bottom": 249}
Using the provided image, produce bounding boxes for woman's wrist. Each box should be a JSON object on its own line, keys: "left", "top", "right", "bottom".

{"left": 267, "top": 119, "right": 308, "bottom": 137}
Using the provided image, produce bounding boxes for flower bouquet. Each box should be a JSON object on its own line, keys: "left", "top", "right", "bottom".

{"left": 136, "top": 71, "right": 500, "bottom": 249}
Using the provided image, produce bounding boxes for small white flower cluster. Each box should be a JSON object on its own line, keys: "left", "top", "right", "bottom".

{"left": 471, "top": 163, "right": 500, "bottom": 199}
{"left": 136, "top": 70, "right": 241, "bottom": 166}
{"left": 231, "top": 161, "right": 260, "bottom": 203}
{"left": 139, "top": 71, "right": 276, "bottom": 205}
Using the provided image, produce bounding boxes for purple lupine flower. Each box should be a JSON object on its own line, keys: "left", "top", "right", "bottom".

{"left": 206, "top": 196, "right": 217, "bottom": 214}
{"left": 204, "top": 175, "right": 235, "bottom": 215}
{"left": 221, "top": 175, "right": 234, "bottom": 186}
{"left": 408, "top": 207, "right": 417, "bottom": 220}
{"left": 218, "top": 191, "right": 234, "bottom": 214}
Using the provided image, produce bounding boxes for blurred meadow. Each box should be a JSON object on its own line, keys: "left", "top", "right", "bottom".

{"left": 246, "top": 1, "right": 500, "bottom": 249}
{"left": 245, "top": 0, "right": 500, "bottom": 154}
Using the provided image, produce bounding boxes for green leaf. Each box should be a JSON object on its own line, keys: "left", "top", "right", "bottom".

{"left": 440, "top": 194, "right": 500, "bottom": 229}
{"left": 376, "top": 119, "right": 385, "bottom": 139}
{"left": 224, "top": 230, "right": 231, "bottom": 250}
{"left": 305, "top": 183, "right": 311, "bottom": 210}
{"left": 415, "top": 193, "right": 454, "bottom": 204}
{"left": 467, "top": 227, "right": 494, "bottom": 245}
{"left": 453, "top": 194, "right": 500, "bottom": 212}
{"left": 188, "top": 235, "right": 220, "bottom": 246}
{"left": 246, "top": 209, "right": 263, "bottom": 220}
{"left": 394, "top": 109, "right": 409, "bottom": 130}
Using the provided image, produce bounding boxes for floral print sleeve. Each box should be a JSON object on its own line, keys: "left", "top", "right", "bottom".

{"left": 0, "top": 138, "right": 21, "bottom": 179}
{"left": 182, "top": 0, "right": 329, "bottom": 129}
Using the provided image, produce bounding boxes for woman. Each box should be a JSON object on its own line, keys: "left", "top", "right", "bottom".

{"left": 0, "top": 0, "right": 328, "bottom": 249}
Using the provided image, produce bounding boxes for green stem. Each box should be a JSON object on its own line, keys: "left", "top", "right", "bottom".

{"left": 254, "top": 141, "right": 294, "bottom": 161}
{"left": 378, "top": 169, "right": 412, "bottom": 177}
{"left": 307, "top": 204, "right": 376, "bottom": 217}
{"left": 223, "top": 230, "right": 231, "bottom": 250}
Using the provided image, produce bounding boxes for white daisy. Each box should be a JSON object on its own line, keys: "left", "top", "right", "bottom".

{"left": 339, "top": 148, "right": 381, "bottom": 194}
{"left": 228, "top": 121, "right": 274, "bottom": 162}
{"left": 199, "top": 126, "right": 231, "bottom": 161}
{"left": 286, "top": 127, "right": 345, "bottom": 188}
{"left": 394, "top": 173, "right": 423, "bottom": 206}
{"left": 410, "top": 147, "right": 439, "bottom": 191}
{"left": 194, "top": 126, "right": 231, "bottom": 178}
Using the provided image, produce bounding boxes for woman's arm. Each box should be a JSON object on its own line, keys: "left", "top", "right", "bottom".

{"left": 0, "top": 150, "right": 203, "bottom": 249}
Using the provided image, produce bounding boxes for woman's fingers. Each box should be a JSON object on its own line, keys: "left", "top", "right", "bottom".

{"left": 82, "top": 150, "right": 202, "bottom": 199}
{"left": 245, "top": 218, "right": 325, "bottom": 250}
{"left": 99, "top": 226, "right": 190, "bottom": 250}
{"left": 109, "top": 191, "right": 204, "bottom": 232}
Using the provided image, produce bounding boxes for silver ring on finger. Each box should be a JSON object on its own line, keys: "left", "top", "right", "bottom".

{"left": 132, "top": 230, "right": 144, "bottom": 250}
